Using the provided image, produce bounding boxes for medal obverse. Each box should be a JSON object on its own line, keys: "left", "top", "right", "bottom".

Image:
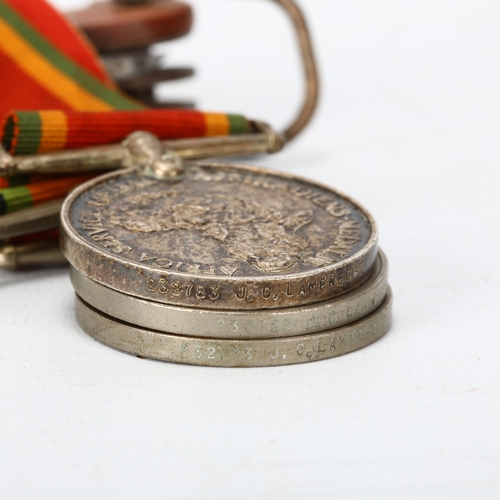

{"left": 61, "top": 163, "right": 378, "bottom": 310}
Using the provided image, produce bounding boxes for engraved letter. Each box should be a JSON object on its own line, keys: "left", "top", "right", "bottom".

{"left": 319, "top": 275, "right": 327, "bottom": 290}
{"left": 236, "top": 286, "right": 246, "bottom": 300}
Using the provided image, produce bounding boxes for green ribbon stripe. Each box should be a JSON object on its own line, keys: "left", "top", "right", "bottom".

{"left": 0, "top": 185, "right": 33, "bottom": 214}
{"left": 0, "top": 2, "right": 144, "bottom": 111}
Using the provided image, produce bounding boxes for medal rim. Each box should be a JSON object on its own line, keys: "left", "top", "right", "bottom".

{"left": 69, "top": 250, "right": 389, "bottom": 339}
{"left": 74, "top": 288, "right": 393, "bottom": 368}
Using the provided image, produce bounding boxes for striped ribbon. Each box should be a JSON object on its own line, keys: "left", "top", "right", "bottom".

{"left": 3, "top": 110, "right": 252, "bottom": 155}
{"left": 0, "top": 175, "right": 95, "bottom": 215}
{"left": 0, "top": 0, "right": 142, "bottom": 120}
{"left": 0, "top": 0, "right": 253, "bottom": 158}
{"left": 0, "top": 0, "right": 255, "bottom": 239}
{"left": 0, "top": 174, "right": 46, "bottom": 189}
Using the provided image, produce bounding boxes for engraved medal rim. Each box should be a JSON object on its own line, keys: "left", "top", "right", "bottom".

{"left": 74, "top": 288, "right": 393, "bottom": 368}
{"left": 69, "top": 250, "right": 388, "bottom": 339}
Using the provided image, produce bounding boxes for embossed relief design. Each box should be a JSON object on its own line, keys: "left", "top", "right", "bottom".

{"left": 108, "top": 192, "right": 315, "bottom": 273}
{"left": 71, "top": 167, "right": 372, "bottom": 278}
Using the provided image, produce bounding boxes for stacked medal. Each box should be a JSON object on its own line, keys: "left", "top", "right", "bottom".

{"left": 60, "top": 157, "right": 392, "bottom": 367}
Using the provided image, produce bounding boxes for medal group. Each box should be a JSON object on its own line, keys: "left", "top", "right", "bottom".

{"left": 0, "top": 0, "right": 392, "bottom": 367}
{"left": 61, "top": 163, "right": 392, "bottom": 368}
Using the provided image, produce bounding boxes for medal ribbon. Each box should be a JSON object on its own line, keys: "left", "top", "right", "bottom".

{"left": 0, "top": 0, "right": 251, "bottom": 234}
{"left": 0, "top": 0, "right": 251, "bottom": 155}
{"left": 2, "top": 110, "right": 252, "bottom": 155}
{"left": 0, "top": 174, "right": 96, "bottom": 215}
{"left": 0, "top": 0, "right": 141, "bottom": 116}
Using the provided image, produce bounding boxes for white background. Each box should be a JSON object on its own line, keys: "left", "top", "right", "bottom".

{"left": 1, "top": 0, "right": 499, "bottom": 498}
